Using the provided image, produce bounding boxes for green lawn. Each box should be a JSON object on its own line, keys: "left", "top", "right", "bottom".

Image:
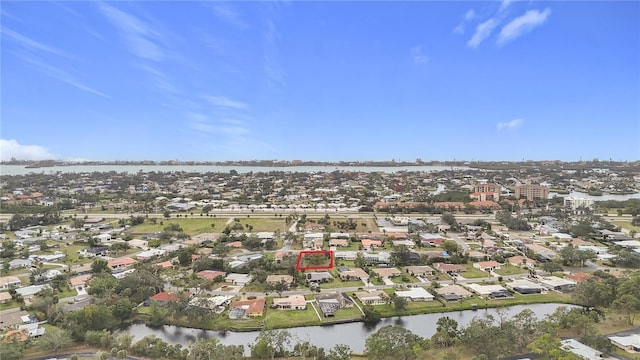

{"left": 228, "top": 218, "right": 288, "bottom": 232}
{"left": 264, "top": 305, "right": 320, "bottom": 328}
{"left": 319, "top": 279, "right": 364, "bottom": 289}
{"left": 460, "top": 264, "right": 490, "bottom": 279}
{"left": 391, "top": 274, "right": 420, "bottom": 284}
{"left": 0, "top": 299, "right": 21, "bottom": 310}
{"left": 612, "top": 221, "right": 640, "bottom": 232}
{"left": 494, "top": 264, "right": 528, "bottom": 276}
{"left": 127, "top": 218, "right": 228, "bottom": 235}
{"left": 324, "top": 304, "right": 364, "bottom": 322}
{"left": 321, "top": 217, "right": 378, "bottom": 233}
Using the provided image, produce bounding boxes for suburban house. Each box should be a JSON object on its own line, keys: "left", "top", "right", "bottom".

{"left": 361, "top": 239, "right": 383, "bottom": 250}
{"left": 435, "top": 284, "right": 473, "bottom": 301}
{"left": 147, "top": 291, "right": 191, "bottom": 306}
{"left": 391, "top": 239, "right": 415, "bottom": 248}
{"left": 419, "top": 233, "right": 445, "bottom": 247}
{"left": 609, "top": 334, "right": 640, "bottom": 353}
{"left": 507, "top": 255, "right": 536, "bottom": 269}
{"left": 537, "top": 276, "right": 577, "bottom": 292}
{"left": 0, "top": 292, "right": 12, "bottom": 304}
{"left": 69, "top": 274, "right": 92, "bottom": 294}
{"left": 506, "top": 279, "right": 546, "bottom": 295}
{"left": 303, "top": 233, "right": 324, "bottom": 249}
{"left": 306, "top": 271, "right": 334, "bottom": 284}
{"left": 395, "top": 287, "right": 435, "bottom": 301}
{"left": 196, "top": 270, "right": 227, "bottom": 281}
{"left": 329, "top": 239, "right": 349, "bottom": 248}
{"left": 465, "top": 283, "right": 512, "bottom": 299}
{"left": 228, "top": 298, "right": 266, "bottom": 319}
{"left": 354, "top": 290, "right": 387, "bottom": 305}
{"left": 473, "top": 261, "right": 502, "bottom": 272}
{"left": 334, "top": 251, "right": 358, "bottom": 261}
{"left": 363, "top": 252, "right": 391, "bottom": 264}
{"left": 9, "top": 258, "right": 34, "bottom": 269}
{"left": 433, "top": 263, "right": 465, "bottom": 274}
{"left": 315, "top": 292, "right": 352, "bottom": 317}
{"left": 560, "top": 339, "right": 604, "bottom": 359}
{"left": 78, "top": 246, "right": 109, "bottom": 258}
{"left": 272, "top": 295, "right": 307, "bottom": 310}
{"left": 403, "top": 265, "right": 435, "bottom": 277}
{"left": 0, "top": 276, "right": 22, "bottom": 290}
{"left": 225, "top": 273, "right": 253, "bottom": 286}
{"left": 371, "top": 267, "right": 402, "bottom": 279}
{"left": 107, "top": 257, "right": 136, "bottom": 271}
{"left": 337, "top": 267, "right": 369, "bottom": 281}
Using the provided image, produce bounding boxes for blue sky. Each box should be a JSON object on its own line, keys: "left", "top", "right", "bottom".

{"left": 1, "top": 1, "right": 639, "bottom": 162}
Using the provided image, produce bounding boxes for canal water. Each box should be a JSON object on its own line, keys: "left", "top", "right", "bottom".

{"left": 124, "top": 303, "right": 575, "bottom": 354}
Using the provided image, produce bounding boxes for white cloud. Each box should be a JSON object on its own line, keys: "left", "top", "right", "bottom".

{"left": 467, "top": 18, "right": 499, "bottom": 48}
{"left": 0, "top": 139, "right": 55, "bottom": 161}
{"left": 465, "top": 9, "right": 477, "bottom": 21}
{"left": 98, "top": 3, "right": 164, "bottom": 61}
{"left": 21, "top": 56, "right": 108, "bottom": 97}
{"left": 497, "top": 8, "right": 551, "bottom": 45}
{"left": 1, "top": 27, "right": 68, "bottom": 57}
{"left": 499, "top": 0, "right": 516, "bottom": 12}
{"left": 453, "top": 9, "right": 477, "bottom": 34}
{"left": 204, "top": 96, "right": 248, "bottom": 110}
{"left": 210, "top": 3, "right": 247, "bottom": 29}
{"left": 410, "top": 45, "right": 430, "bottom": 65}
{"left": 497, "top": 118, "right": 524, "bottom": 130}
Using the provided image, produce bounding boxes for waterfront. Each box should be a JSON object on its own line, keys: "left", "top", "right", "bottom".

{"left": 0, "top": 164, "right": 469, "bottom": 176}
{"left": 124, "top": 303, "right": 575, "bottom": 354}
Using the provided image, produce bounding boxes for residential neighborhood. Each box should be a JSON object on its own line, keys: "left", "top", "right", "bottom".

{"left": 0, "top": 161, "right": 640, "bottom": 359}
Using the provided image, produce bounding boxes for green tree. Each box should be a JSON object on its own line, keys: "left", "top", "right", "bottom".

{"left": 362, "top": 305, "right": 381, "bottom": 324}
{"left": 542, "top": 261, "right": 564, "bottom": 275}
{"left": 612, "top": 294, "right": 640, "bottom": 325}
{"left": 365, "top": 325, "right": 422, "bottom": 360}
{"left": 328, "top": 344, "right": 352, "bottom": 360}
{"left": 91, "top": 258, "right": 111, "bottom": 274}
{"left": 188, "top": 338, "right": 244, "bottom": 360}
{"left": 36, "top": 327, "right": 74, "bottom": 351}
{"left": 527, "top": 333, "right": 581, "bottom": 360}
{"left": 250, "top": 329, "right": 291, "bottom": 360}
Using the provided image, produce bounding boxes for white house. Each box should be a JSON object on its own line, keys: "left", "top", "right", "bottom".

{"left": 395, "top": 287, "right": 434, "bottom": 301}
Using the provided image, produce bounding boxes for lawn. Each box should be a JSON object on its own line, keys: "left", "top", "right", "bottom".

{"left": 319, "top": 280, "right": 364, "bottom": 289}
{"left": 391, "top": 274, "right": 420, "bottom": 284}
{"left": 127, "top": 218, "right": 228, "bottom": 235}
{"left": 322, "top": 216, "right": 378, "bottom": 233}
{"left": 227, "top": 217, "right": 288, "bottom": 232}
{"left": 612, "top": 221, "right": 640, "bottom": 232}
{"left": 0, "top": 299, "right": 21, "bottom": 311}
{"left": 460, "top": 264, "right": 490, "bottom": 279}
{"left": 494, "top": 264, "right": 528, "bottom": 276}
{"left": 264, "top": 306, "right": 320, "bottom": 328}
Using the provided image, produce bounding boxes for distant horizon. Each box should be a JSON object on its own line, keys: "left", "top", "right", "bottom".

{"left": 2, "top": 1, "right": 639, "bottom": 161}
{"left": 2, "top": 157, "right": 637, "bottom": 164}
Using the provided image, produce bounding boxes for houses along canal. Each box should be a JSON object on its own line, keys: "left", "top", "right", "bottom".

{"left": 124, "top": 303, "right": 576, "bottom": 354}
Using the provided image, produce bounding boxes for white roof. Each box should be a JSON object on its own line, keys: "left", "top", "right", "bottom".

{"left": 465, "top": 283, "right": 508, "bottom": 295}
{"left": 560, "top": 339, "right": 602, "bottom": 359}
{"left": 395, "top": 287, "right": 434, "bottom": 300}
{"left": 508, "top": 279, "right": 545, "bottom": 290}
{"left": 609, "top": 334, "right": 640, "bottom": 347}
{"left": 538, "top": 276, "right": 576, "bottom": 287}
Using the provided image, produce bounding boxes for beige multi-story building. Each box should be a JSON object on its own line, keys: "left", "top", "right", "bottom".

{"left": 472, "top": 183, "right": 500, "bottom": 201}
{"left": 515, "top": 185, "right": 549, "bottom": 200}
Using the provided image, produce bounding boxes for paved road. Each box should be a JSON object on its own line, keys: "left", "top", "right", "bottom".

{"left": 448, "top": 233, "right": 470, "bottom": 252}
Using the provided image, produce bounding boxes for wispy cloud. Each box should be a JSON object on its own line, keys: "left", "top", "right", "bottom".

{"left": 0, "top": 139, "right": 55, "bottom": 161}
{"left": 410, "top": 45, "right": 430, "bottom": 65}
{"left": 210, "top": 3, "right": 247, "bottom": 29}
{"left": 497, "top": 118, "right": 524, "bottom": 130}
{"left": 497, "top": 8, "right": 551, "bottom": 45}
{"left": 204, "top": 96, "right": 248, "bottom": 110}
{"left": 22, "top": 56, "right": 109, "bottom": 97}
{"left": 499, "top": 0, "right": 516, "bottom": 13}
{"left": 263, "top": 18, "right": 285, "bottom": 87}
{"left": 453, "top": 9, "right": 476, "bottom": 35}
{"left": 98, "top": 3, "right": 164, "bottom": 61}
{"left": 1, "top": 27, "right": 68, "bottom": 57}
{"left": 467, "top": 18, "right": 499, "bottom": 48}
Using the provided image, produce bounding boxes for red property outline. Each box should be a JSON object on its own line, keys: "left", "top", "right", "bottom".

{"left": 295, "top": 250, "right": 334, "bottom": 271}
